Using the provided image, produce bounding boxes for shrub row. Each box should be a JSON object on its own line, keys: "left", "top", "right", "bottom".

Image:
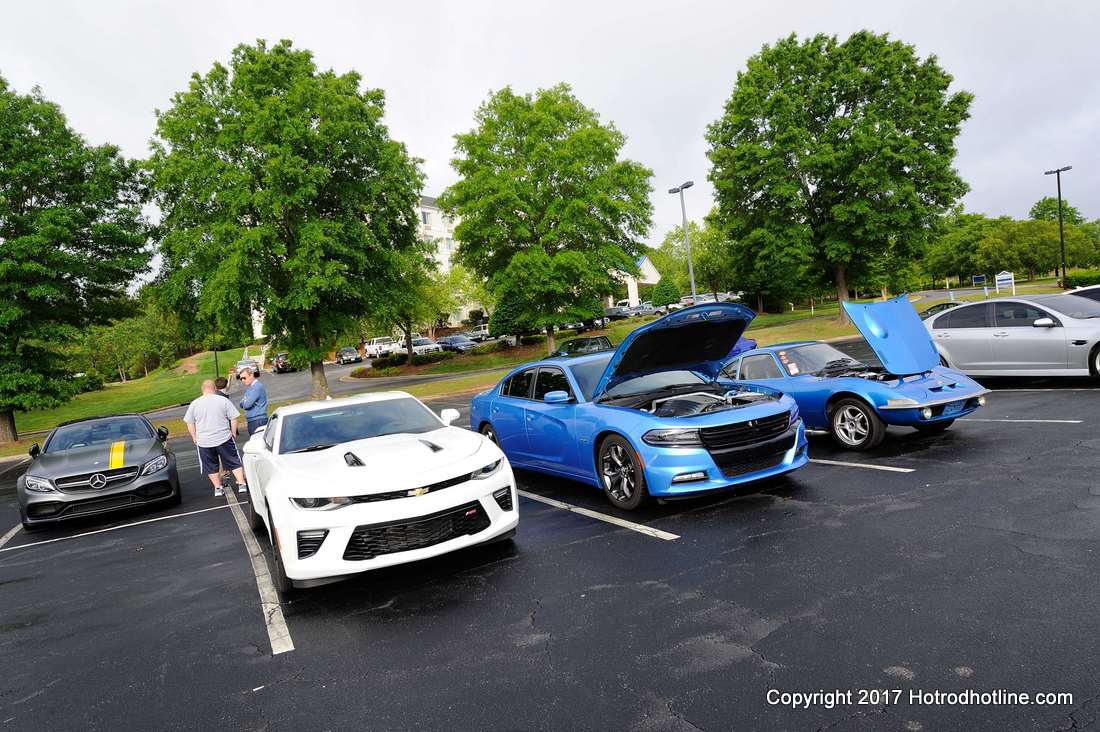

{"left": 470, "top": 340, "right": 513, "bottom": 355}
{"left": 1064, "top": 270, "right": 1100, "bottom": 288}
{"left": 349, "top": 365, "right": 400, "bottom": 378}
{"left": 369, "top": 351, "right": 455, "bottom": 369}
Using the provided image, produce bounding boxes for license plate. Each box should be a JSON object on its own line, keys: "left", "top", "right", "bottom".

{"left": 943, "top": 400, "right": 964, "bottom": 416}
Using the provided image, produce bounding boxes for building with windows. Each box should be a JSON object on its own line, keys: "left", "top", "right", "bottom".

{"left": 415, "top": 195, "right": 475, "bottom": 325}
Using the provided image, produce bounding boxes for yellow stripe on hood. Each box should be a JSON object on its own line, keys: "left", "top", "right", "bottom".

{"left": 109, "top": 440, "right": 126, "bottom": 469}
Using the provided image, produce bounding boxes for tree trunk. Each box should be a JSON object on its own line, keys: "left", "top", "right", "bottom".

{"left": 306, "top": 328, "right": 330, "bottom": 399}
{"left": 0, "top": 410, "right": 18, "bottom": 444}
{"left": 756, "top": 293, "right": 764, "bottom": 313}
{"left": 545, "top": 325, "right": 556, "bottom": 355}
{"left": 403, "top": 321, "right": 415, "bottom": 366}
{"left": 880, "top": 285, "right": 888, "bottom": 301}
{"left": 835, "top": 265, "right": 851, "bottom": 324}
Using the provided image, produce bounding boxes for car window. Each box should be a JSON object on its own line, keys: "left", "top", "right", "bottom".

{"left": 504, "top": 368, "right": 536, "bottom": 399}
{"left": 994, "top": 302, "right": 1053, "bottom": 327}
{"left": 739, "top": 354, "right": 784, "bottom": 379}
{"left": 278, "top": 398, "right": 441, "bottom": 454}
{"left": 1038, "top": 294, "right": 1100, "bottom": 319}
{"left": 938, "top": 303, "right": 991, "bottom": 329}
{"left": 263, "top": 415, "right": 278, "bottom": 450}
{"left": 567, "top": 355, "right": 612, "bottom": 401}
{"left": 1071, "top": 288, "right": 1100, "bottom": 304}
{"left": 533, "top": 368, "right": 573, "bottom": 400}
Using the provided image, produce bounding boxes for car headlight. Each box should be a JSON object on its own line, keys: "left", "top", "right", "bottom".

{"left": 788, "top": 403, "right": 800, "bottom": 426}
{"left": 886, "top": 398, "right": 919, "bottom": 408}
{"left": 290, "top": 496, "right": 352, "bottom": 510}
{"left": 642, "top": 428, "right": 702, "bottom": 447}
{"left": 471, "top": 459, "right": 503, "bottom": 480}
{"left": 140, "top": 455, "right": 168, "bottom": 476}
{"left": 24, "top": 475, "right": 55, "bottom": 493}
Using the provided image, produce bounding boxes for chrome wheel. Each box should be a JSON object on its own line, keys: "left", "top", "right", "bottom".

{"left": 601, "top": 442, "right": 636, "bottom": 502}
{"left": 834, "top": 405, "right": 870, "bottom": 447}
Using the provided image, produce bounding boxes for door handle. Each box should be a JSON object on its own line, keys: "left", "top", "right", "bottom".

{"left": 993, "top": 331, "right": 1009, "bottom": 337}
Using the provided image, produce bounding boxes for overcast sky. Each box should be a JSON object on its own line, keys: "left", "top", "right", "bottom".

{"left": 2, "top": 0, "right": 1096, "bottom": 245}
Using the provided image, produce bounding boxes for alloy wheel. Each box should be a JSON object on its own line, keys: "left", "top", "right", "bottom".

{"left": 834, "top": 405, "right": 870, "bottom": 447}
{"left": 601, "top": 442, "right": 636, "bottom": 502}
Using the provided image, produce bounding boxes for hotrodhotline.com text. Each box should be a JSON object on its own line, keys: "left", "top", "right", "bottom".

{"left": 767, "top": 689, "right": 1074, "bottom": 710}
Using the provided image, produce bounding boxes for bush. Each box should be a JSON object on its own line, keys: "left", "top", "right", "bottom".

{"left": 652, "top": 277, "right": 681, "bottom": 307}
{"left": 471, "top": 341, "right": 511, "bottom": 355}
{"left": 349, "top": 366, "right": 370, "bottom": 378}
{"left": 1064, "top": 270, "right": 1100, "bottom": 288}
{"left": 369, "top": 353, "right": 404, "bottom": 368}
{"left": 520, "top": 334, "right": 546, "bottom": 346}
{"left": 411, "top": 351, "right": 453, "bottom": 366}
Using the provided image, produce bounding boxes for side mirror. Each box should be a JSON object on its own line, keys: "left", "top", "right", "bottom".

{"left": 440, "top": 408, "right": 461, "bottom": 425}
{"left": 156, "top": 426, "right": 169, "bottom": 442}
{"left": 1033, "top": 317, "right": 1055, "bottom": 328}
{"left": 543, "top": 390, "right": 571, "bottom": 404}
{"left": 28, "top": 443, "right": 40, "bottom": 459}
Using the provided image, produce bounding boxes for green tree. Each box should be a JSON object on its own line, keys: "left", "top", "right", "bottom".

{"left": 648, "top": 225, "right": 694, "bottom": 293}
{"left": 0, "top": 76, "right": 149, "bottom": 442}
{"left": 439, "top": 83, "right": 653, "bottom": 347}
{"left": 488, "top": 286, "right": 529, "bottom": 339}
{"left": 707, "top": 31, "right": 972, "bottom": 323}
{"left": 977, "top": 219, "right": 1097, "bottom": 280}
{"left": 149, "top": 40, "right": 424, "bottom": 398}
{"left": 924, "top": 210, "right": 1001, "bottom": 286}
{"left": 1029, "top": 196, "right": 1084, "bottom": 225}
{"left": 651, "top": 278, "right": 681, "bottom": 307}
{"left": 692, "top": 221, "right": 737, "bottom": 298}
{"left": 360, "top": 246, "right": 440, "bottom": 365}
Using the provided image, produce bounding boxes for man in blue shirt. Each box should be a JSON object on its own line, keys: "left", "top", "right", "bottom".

{"left": 238, "top": 365, "right": 269, "bottom": 436}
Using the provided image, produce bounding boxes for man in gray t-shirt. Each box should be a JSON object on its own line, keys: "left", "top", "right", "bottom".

{"left": 184, "top": 380, "right": 248, "bottom": 497}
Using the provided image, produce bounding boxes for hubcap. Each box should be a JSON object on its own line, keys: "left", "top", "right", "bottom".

{"left": 601, "top": 443, "right": 635, "bottom": 502}
{"left": 834, "top": 405, "right": 870, "bottom": 446}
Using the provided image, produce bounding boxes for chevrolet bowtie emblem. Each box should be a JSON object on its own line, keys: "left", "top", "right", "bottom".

{"left": 407, "top": 487, "right": 429, "bottom": 497}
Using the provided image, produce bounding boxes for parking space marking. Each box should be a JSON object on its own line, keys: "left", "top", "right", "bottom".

{"left": 809, "top": 458, "right": 914, "bottom": 474}
{"left": 960, "top": 418, "right": 1083, "bottom": 424}
{"left": 517, "top": 490, "right": 680, "bottom": 541}
{"left": 0, "top": 523, "right": 20, "bottom": 549}
{"left": 992, "top": 388, "right": 1097, "bottom": 392}
{"left": 0, "top": 504, "right": 236, "bottom": 554}
{"left": 223, "top": 491, "right": 295, "bottom": 656}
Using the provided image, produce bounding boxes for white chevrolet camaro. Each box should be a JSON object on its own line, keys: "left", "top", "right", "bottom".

{"left": 242, "top": 391, "right": 518, "bottom": 594}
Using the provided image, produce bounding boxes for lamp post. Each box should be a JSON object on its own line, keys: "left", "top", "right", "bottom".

{"left": 668, "top": 180, "right": 697, "bottom": 300}
{"left": 1044, "top": 165, "right": 1072, "bottom": 285}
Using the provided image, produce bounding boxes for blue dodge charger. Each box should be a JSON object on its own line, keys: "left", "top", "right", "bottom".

{"left": 469, "top": 303, "right": 809, "bottom": 510}
{"left": 728, "top": 297, "right": 990, "bottom": 450}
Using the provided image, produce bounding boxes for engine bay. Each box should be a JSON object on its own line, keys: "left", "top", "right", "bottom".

{"left": 600, "top": 383, "right": 781, "bottom": 416}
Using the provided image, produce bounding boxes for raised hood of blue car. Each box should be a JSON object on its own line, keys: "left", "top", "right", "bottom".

{"left": 842, "top": 296, "right": 940, "bottom": 375}
{"left": 592, "top": 303, "right": 756, "bottom": 400}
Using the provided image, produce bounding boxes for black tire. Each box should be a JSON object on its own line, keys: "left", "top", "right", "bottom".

{"left": 828, "top": 397, "right": 886, "bottom": 451}
{"left": 939, "top": 354, "right": 949, "bottom": 368}
{"left": 247, "top": 488, "right": 263, "bottom": 532}
{"left": 168, "top": 483, "right": 182, "bottom": 506}
{"left": 479, "top": 422, "right": 499, "bottom": 445}
{"left": 1091, "top": 346, "right": 1100, "bottom": 377}
{"left": 914, "top": 419, "right": 954, "bottom": 433}
{"left": 267, "top": 508, "right": 293, "bottom": 597}
{"left": 597, "top": 434, "right": 649, "bottom": 510}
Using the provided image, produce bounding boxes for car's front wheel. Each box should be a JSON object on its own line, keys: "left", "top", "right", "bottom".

{"left": 829, "top": 397, "right": 886, "bottom": 450}
{"left": 247, "top": 487, "right": 264, "bottom": 531}
{"left": 598, "top": 434, "right": 649, "bottom": 510}
{"left": 479, "top": 422, "right": 499, "bottom": 445}
{"left": 267, "top": 508, "right": 293, "bottom": 597}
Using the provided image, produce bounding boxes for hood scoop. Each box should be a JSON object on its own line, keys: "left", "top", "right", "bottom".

{"left": 344, "top": 452, "right": 365, "bottom": 467}
{"left": 419, "top": 439, "right": 444, "bottom": 453}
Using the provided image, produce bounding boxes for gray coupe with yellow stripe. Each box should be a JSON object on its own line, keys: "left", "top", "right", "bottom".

{"left": 17, "top": 415, "right": 180, "bottom": 530}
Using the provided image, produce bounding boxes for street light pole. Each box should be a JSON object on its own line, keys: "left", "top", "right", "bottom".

{"left": 1044, "top": 165, "right": 1072, "bottom": 286}
{"left": 669, "top": 180, "right": 697, "bottom": 300}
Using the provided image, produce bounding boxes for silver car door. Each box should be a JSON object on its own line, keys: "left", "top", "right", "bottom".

{"left": 929, "top": 303, "right": 994, "bottom": 371}
{"left": 991, "top": 301, "right": 1067, "bottom": 371}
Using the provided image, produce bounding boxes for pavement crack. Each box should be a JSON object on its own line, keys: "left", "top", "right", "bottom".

{"left": 666, "top": 700, "right": 707, "bottom": 732}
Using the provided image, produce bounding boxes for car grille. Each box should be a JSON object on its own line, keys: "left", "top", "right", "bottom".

{"left": 342, "top": 501, "right": 491, "bottom": 561}
{"left": 699, "top": 411, "right": 791, "bottom": 451}
{"left": 348, "top": 473, "right": 470, "bottom": 503}
{"left": 715, "top": 435, "right": 798, "bottom": 478}
{"left": 297, "top": 530, "right": 328, "bottom": 559}
{"left": 55, "top": 466, "right": 140, "bottom": 491}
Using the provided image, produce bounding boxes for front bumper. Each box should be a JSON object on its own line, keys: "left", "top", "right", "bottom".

{"left": 19, "top": 459, "right": 180, "bottom": 525}
{"left": 642, "top": 421, "right": 809, "bottom": 498}
{"left": 272, "top": 464, "right": 518, "bottom": 583}
{"left": 878, "top": 391, "right": 989, "bottom": 426}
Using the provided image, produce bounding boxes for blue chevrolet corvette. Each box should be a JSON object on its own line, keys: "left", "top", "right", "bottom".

{"left": 469, "top": 303, "right": 809, "bottom": 510}
{"left": 728, "top": 296, "right": 990, "bottom": 450}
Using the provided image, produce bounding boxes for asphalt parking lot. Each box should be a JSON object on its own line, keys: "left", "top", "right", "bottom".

{"left": 2, "top": 364, "right": 1099, "bottom": 729}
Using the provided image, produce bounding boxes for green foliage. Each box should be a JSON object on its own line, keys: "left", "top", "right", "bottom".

{"left": 649, "top": 225, "right": 695, "bottom": 293}
{"left": 489, "top": 286, "right": 529, "bottom": 338}
{"left": 651, "top": 278, "right": 681, "bottom": 307}
{"left": 470, "top": 341, "right": 512, "bottom": 355}
{"left": 440, "top": 83, "right": 653, "bottom": 334}
{"left": 1030, "top": 196, "right": 1084, "bottom": 225}
{"left": 976, "top": 220, "right": 1098, "bottom": 279}
{"left": 925, "top": 210, "right": 1001, "bottom": 282}
{"left": 707, "top": 31, "right": 972, "bottom": 319}
{"left": 1064, "top": 270, "right": 1100, "bottom": 288}
{"left": 411, "top": 351, "right": 453, "bottom": 366}
{"left": 520, "top": 335, "right": 547, "bottom": 347}
{"left": 692, "top": 220, "right": 737, "bottom": 296}
{"left": 0, "top": 75, "right": 149, "bottom": 440}
{"left": 350, "top": 365, "right": 398, "bottom": 378}
{"left": 148, "top": 40, "right": 424, "bottom": 397}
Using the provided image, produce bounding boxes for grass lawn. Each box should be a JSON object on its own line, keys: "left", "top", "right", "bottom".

{"left": 14, "top": 347, "right": 248, "bottom": 436}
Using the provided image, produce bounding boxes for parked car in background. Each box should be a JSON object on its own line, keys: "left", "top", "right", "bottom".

{"left": 17, "top": 415, "right": 180, "bottom": 530}
{"left": 923, "top": 294, "right": 1100, "bottom": 376}
{"left": 626, "top": 301, "right": 665, "bottom": 318}
{"left": 235, "top": 358, "right": 259, "bottom": 379}
{"left": 470, "top": 324, "right": 491, "bottom": 342}
{"left": 336, "top": 347, "right": 363, "bottom": 365}
{"left": 557, "top": 335, "right": 614, "bottom": 357}
{"left": 919, "top": 301, "right": 960, "bottom": 320}
{"left": 604, "top": 304, "right": 630, "bottom": 320}
{"left": 272, "top": 352, "right": 295, "bottom": 374}
{"left": 241, "top": 392, "right": 517, "bottom": 595}
{"left": 731, "top": 297, "right": 990, "bottom": 450}
{"left": 394, "top": 338, "right": 444, "bottom": 356}
{"left": 364, "top": 337, "right": 395, "bottom": 358}
{"left": 438, "top": 335, "right": 479, "bottom": 354}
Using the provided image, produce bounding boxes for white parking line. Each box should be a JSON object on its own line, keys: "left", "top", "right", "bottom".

{"left": 0, "top": 524, "right": 21, "bottom": 549}
{"left": 223, "top": 491, "right": 295, "bottom": 656}
{"left": 809, "top": 458, "right": 914, "bottom": 474}
{"left": 993, "top": 388, "right": 1097, "bottom": 392}
{"left": 959, "top": 418, "right": 1083, "bottom": 424}
{"left": 0, "top": 504, "right": 236, "bottom": 554}
{"left": 517, "top": 490, "right": 680, "bottom": 541}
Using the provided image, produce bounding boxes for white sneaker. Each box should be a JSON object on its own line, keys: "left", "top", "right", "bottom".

{"left": 237, "top": 483, "right": 248, "bottom": 494}
{"left": 214, "top": 486, "right": 225, "bottom": 497}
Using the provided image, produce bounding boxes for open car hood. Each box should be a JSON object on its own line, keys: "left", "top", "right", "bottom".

{"left": 592, "top": 303, "right": 756, "bottom": 400}
{"left": 842, "top": 296, "right": 939, "bottom": 375}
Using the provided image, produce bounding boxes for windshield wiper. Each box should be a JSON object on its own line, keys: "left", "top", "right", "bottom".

{"left": 287, "top": 443, "right": 336, "bottom": 453}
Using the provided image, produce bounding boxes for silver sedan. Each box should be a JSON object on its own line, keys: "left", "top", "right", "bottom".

{"left": 922, "top": 294, "right": 1100, "bottom": 376}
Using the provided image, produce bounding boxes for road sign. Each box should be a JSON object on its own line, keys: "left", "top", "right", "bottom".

{"left": 995, "top": 271, "right": 1016, "bottom": 295}
{"left": 971, "top": 274, "right": 987, "bottom": 286}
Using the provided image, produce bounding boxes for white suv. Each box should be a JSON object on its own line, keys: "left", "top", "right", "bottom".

{"left": 364, "top": 337, "right": 394, "bottom": 357}
{"left": 470, "top": 324, "right": 491, "bottom": 342}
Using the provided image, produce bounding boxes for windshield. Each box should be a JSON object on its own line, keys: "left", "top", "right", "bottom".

{"left": 568, "top": 355, "right": 612, "bottom": 401}
{"left": 603, "top": 370, "right": 707, "bottom": 399}
{"left": 413, "top": 338, "right": 433, "bottom": 346}
{"left": 779, "top": 343, "right": 862, "bottom": 376}
{"left": 340, "top": 348, "right": 356, "bottom": 353}
{"left": 47, "top": 417, "right": 153, "bottom": 452}
{"left": 279, "top": 398, "right": 442, "bottom": 453}
{"left": 1039, "top": 295, "right": 1100, "bottom": 319}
